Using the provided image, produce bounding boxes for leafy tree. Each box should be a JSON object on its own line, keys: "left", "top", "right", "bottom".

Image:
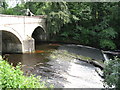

{"left": 103, "top": 57, "right": 120, "bottom": 88}
{"left": 1, "top": 1, "right": 120, "bottom": 50}
{"left": 36, "top": 2, "right": 70, "bottom": 36}
{"left": 0, "top": 0, "right": 8, "bottom": 14}
{"left": 60, "top": 2, "right": 119, "bottom": 50}
{"left": 0, "top": 1, "right": 8, "bottom": 10}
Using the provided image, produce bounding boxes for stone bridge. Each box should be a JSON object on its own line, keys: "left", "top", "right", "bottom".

{"left": 0, "top": 14, "right": 47, "bottom": 54}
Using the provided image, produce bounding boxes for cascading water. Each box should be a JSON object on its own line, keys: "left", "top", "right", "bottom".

{"left": 103, "top": 53, "right": 109, "bottom": 61}
{"left": 102, "top": 50, "right": 120, "bottom": 62}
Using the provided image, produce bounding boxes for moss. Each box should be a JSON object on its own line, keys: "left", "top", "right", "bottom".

{"left": 49, "top": 50, "right": 104, "bottom": 69}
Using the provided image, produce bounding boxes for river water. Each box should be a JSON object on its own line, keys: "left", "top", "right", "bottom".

{"left": 7, "top": 43, "right": 104, "bottom": 88}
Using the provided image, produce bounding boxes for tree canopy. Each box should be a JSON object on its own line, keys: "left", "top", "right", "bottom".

{"left": 0, "top": 1, "right": 120, "bottom": 50}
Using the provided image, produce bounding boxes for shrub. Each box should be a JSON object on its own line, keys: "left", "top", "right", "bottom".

{"left": 0, "top": 57, "right": 46, "bottom": 88}
{"left": 100, "top": 39, "right": 116, "bottom": 50}
{"left": 103, "top": 57, "right": 120, "bottom": 88}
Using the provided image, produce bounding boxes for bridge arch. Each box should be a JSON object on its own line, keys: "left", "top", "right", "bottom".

{"left": 32, "top": 26, "right": 47, "bottom": 42}
{"left": 0, "top": 26, "right": 23, "bottom": 43}
{"left": 0, "top": 15, "right": 47, "bottom": 53}
{"left": 0, "top": 27, "right": 23, "bottom": 53}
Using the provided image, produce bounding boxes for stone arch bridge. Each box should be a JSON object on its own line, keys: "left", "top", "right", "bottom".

{"left": 0, "top": 14, "right": 48, "bottom": 54}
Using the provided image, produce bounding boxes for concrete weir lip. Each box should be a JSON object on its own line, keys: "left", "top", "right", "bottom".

{"left": 58, "top": 44, "right": 105, "bottom": 69}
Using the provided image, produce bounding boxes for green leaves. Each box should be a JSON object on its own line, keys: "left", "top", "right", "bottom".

{"left": 100, "top": 39, "right": 116, "bottom": 50}
{"left": 103, "top": 57, "right": 120, "bottom": 88}
{"left": 39, "top": 2, "right": 70, "bottom": 35}
{"left": 99, "top": 27, "right": 117, "bottom": 39}
{"left": 1, "top": 2, "right": 120, "bottom": 50}
{"left": 0, "top": 59, "right": 46, "bottom": 88}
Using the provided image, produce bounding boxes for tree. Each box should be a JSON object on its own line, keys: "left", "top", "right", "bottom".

{"left": 1, "top": 2, "right": 120, "bottom": 50}
{"left": 36, "top": 2, "right": 70, "bottom": 36}
{"left": 0, "top": 0, "right": 8, "bottom": 13}
{"left": 103, "top": 57, "right": 120, "bottom": 88}
{"left": 0, "top": 1, "right": 8, "bottom": 10}
{"left": 60, "top": 2, "right": 119, "bottom": 50}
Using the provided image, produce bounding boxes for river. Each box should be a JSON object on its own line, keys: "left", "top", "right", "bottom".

{"left": 7, "top": 43, "right": 104, "bottom": 88}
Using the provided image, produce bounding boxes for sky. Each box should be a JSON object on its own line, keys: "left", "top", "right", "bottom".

{"left": 7, "top": 0, "right": 22, "bottom": 8}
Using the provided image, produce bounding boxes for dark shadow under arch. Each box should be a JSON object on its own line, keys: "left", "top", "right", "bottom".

{"left": 32, "top": 26, "right": 47, "bottom": 42}
{"left": 1, "top": 30, "right": 22, "bottom": 54}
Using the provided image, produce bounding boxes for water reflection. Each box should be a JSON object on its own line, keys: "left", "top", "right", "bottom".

{"left": 7, "top": 43, "right": 104, "bottom": 88}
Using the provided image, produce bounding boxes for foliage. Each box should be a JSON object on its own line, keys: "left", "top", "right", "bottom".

{"left": 99, "top": 39, "right": 116, "bottom": 50}
{"left": 35, "top": 2, "right": 70, "bottom": 35}
{"left": 0, "top": 1, "right": 8, "bottom": 10}
{"left": 0, "top": 1, "right": 8, "bottom": 14}
{"left": 60, "top": 2, "right": 119, "bottom": 50}
{"left": 0, "top": 59, "right": 46, "bottom": 88}
{"left": 103, "top": 57, "right": 120, "bottom": 88}
{"left": 0, "top": 1, "right": 120, "bottom": 50}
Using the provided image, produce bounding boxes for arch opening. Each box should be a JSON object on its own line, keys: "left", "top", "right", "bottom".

{"left": 32, "top": 26, "right": 47, "bottom": 43}
{"left": 1, "top": 30, "right": 22, "bottom": 54}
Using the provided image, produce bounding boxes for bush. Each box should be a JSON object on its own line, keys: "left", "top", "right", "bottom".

{"left": 103, "top": 57, "right": 120, "bottom": 88}
{"left": 0, "top": 57, "right": 46, "bottom": 88}
{"left": 100, "top": 39, "right": 116, "bottom": 50}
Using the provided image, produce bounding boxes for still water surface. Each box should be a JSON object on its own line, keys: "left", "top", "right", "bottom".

{"left": 8, "top": 43, "right": 104, "bottom": 88}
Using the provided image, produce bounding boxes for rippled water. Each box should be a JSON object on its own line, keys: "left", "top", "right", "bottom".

{"left": 7, "top": 43, "right": 104, "bottom": 88}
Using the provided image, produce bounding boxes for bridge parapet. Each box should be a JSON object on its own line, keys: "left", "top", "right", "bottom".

{"left": 0, "top": 14, "right": 46, "bottom": 25}
{"left": 0, "top": 14, "right": 47, "bottom": 18}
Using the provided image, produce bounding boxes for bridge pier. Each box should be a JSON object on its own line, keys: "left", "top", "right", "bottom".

{"left": 22, "top": 38, "right": 35, "bottom": 53}
{"left": 1, "top": 39, "right": 35, "bottom": 54}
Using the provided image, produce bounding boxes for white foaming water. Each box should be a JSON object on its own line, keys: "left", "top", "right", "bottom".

{"left": 103, "top": 53, "right": 109, "bottom": 61}
{"left": 63, "top": 59, "right": 104, "bottom": 88}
